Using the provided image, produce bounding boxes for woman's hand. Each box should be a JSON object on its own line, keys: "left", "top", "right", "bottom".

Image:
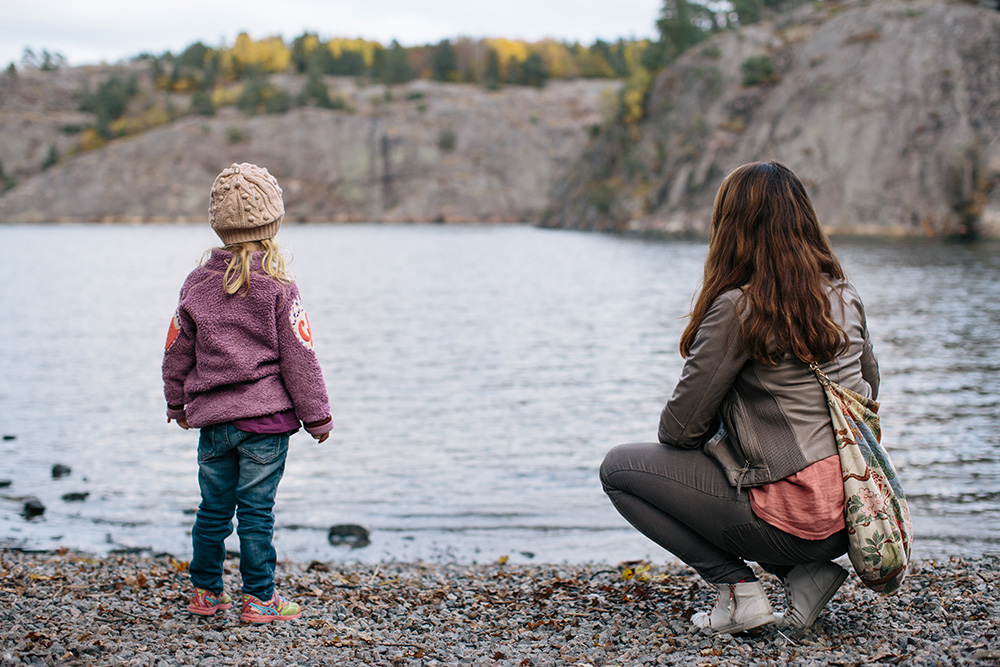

{"left": 313, "top": 431, "right": 330, "bottom": 444}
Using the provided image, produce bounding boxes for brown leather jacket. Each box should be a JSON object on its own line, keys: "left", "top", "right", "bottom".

{"left": 658, "top": 280, "right": 879, "bottom": 489}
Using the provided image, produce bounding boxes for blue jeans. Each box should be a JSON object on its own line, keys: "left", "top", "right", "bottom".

{"left": 601, "top": 442, "right": 847, "bottom": 584}
{"left": 189, "top": 423, "right": 289, "bottom": 600}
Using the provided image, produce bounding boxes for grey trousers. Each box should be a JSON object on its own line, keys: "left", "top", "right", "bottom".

{"left": 600, "top": 442, "right": 847, "bottom": 584}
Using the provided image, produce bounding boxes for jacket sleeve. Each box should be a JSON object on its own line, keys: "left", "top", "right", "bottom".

{"left": 859, "top": 311, "right": 880, "bottom": 401}
{"left": 276, "top": 283, "right": 332, "bottom": 431}
{"left": 162, "top": 305, "right": 196, "bottom": 415}
{"left": 658, "top": 292, "right": 748, "bottom": 448}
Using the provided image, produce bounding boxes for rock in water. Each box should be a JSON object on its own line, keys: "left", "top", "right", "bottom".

{"left": 62, "top": 492, "right": 89, "bottom": 502}
{"left": 22, "top": 498, "right": 45, "bottom": 518}
{"left": 52, "top": 464, "right": 72, "bottom": 478}
{"left": 328, "top": 524, "right": 371, "bottom": 548}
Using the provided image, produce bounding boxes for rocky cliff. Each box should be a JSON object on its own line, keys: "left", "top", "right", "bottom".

{"left": 544, "top": 0, "right": 1000, "bottom": 238}
{"left": 0, "top": 71, "right": 616, "bottom": 223}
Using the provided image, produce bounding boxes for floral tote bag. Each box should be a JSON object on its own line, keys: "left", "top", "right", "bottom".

{"left": 812, "top": 364, "right": 913, "bottom": 594}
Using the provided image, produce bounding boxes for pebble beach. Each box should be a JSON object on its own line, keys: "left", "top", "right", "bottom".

{"left": 1, "top": 550, "right": 998, "bottom": 666}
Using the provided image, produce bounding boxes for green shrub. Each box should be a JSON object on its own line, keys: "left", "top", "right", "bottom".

{"left": 42, "top": 145, "right": 59, "bottom": 170}
{"left": 299, "top": 69, "right": 351, "bottom": 110}
{"left": 78, "top": 74, "right": 140, "bottom": 136}
{"left": 741, "top": 55, "right": 777, "bottom": 86}
{"left": 190, "top": 89, "right": 216, "bottom": 116}
{"left": 589, "top": 184, "right": 614, "bottom": 214}
{"left": 237, "top": 78, "right": 267, "bottom": 114}
{"left": 701, "top": 44, "right": 722, "bottom": 59}
{"left": 0, "top": 160, "right": 16, "bottom": 192}
{"left": 226, "top": 126, "right": 246, "bottom": 143}
{"left": 438, "top": 128, "right": 457, "bottom": 152}
{"left": 265, "top": 88, "right": 292, "bottom": 114}
{"left": 320, "top": 94, "right": 351, "bottom": 111}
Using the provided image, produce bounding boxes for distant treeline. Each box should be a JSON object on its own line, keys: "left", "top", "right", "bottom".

{"left": 128, "top": 0, "right": 809, "bottom": 120}
{"left": 133, "top": 0, "right": 806, "bottom": 93}
{"left": 139, "top": 35, "right": 646, "bottom": 92}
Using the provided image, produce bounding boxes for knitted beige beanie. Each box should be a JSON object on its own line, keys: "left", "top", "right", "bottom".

{"left": 209, "top": 163, "right": 284, "bottom": 244}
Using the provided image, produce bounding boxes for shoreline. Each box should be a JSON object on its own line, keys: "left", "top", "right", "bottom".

{"left": 4, "top": 220, "right": 1000, "bottom": 244}
{"left": 1, "top": 550, "right": 997, "bottom": 666}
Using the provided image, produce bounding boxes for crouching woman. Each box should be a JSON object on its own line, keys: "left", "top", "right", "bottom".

{"left": 600, "top": 161, "right": 880, "bottom": 634}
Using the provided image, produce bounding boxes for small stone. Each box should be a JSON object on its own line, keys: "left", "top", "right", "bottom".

{"left": 0, "top": 479, "right": 11, "bottom": 488}
{"left": 328, "top": 524, "right": 371, "bottom": 548}
{"left": 62, "top": 492, "right": 90, "bottom": 502}
{"left": 2, "top": 434, "right": 15, "bottom": 440}
{"left": 52, "top": 464, "right": 72, "bottom": 478}
{"left": 22, "top": 497, "right": 45, "bottom": 518}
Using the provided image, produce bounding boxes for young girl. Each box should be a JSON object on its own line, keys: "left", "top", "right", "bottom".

{"left": 163, "top": 162, "right": 333, "bottom": 624}
{"left": 601, "top": 161, "right": 880, "bottom": 634}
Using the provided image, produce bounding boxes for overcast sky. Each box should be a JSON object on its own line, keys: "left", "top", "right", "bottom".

{"left": 3, "top": 0, "right": 665, "bottom": 67}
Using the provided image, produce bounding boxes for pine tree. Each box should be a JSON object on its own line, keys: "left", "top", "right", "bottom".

{"left": 430, "top": 40, "right": 459, "bottom": 82}
{"left": 382, "top": 41, "right": 415, "bottom": 84}
{"left": 483, "top": 50, "right": 502, "bottom": 90}
{"left": 522, "top": 53, "right": 548, "bottom": 88}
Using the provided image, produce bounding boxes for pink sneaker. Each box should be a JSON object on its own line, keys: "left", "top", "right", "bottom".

{"left": 187, "top": 588, "right": 233, "bottom": 616}
{"left": 240, "top": 592, "right": 302, "bottom": 624}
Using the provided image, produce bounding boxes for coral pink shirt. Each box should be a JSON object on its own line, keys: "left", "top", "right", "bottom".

{"left": 749, "top": 455, "right": 845, "bottom": 540}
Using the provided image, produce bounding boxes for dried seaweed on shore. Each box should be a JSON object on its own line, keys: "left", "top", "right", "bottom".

{"left": 1, "top": 550, "right": 997, "bottom": 666}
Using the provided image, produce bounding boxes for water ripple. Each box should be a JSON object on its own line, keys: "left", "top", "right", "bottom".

{"left": 0, "top": 226, "right": 997, "bottom": 563}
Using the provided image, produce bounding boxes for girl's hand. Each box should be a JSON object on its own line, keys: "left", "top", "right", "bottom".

{"left": 168, "top": 416, "right": 191, "bottom": 430}
{"left": 313, "top": 432, "right": 329, "bottom": 444}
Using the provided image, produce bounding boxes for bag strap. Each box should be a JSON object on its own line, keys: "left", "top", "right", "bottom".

{"left": 808, "top": 361, "right": 833, "bottom": 388}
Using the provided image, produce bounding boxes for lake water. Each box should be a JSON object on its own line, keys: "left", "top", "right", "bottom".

{"left": 0, "top": 224, "right": 997, "bottom": 565}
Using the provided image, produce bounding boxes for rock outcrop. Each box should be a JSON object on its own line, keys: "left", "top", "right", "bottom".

{"left": 545, "top": 0, "right": 1000, "bottom": 238}
{"left": 0, "top": 73, "right": 616, "bottom": 224}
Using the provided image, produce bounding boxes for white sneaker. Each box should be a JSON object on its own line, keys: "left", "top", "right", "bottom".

{"left": 691, "top": 581, "right": 775, "bottom": 634}
{"left": 775, "top": 561, "right": 849, "bottom": 629}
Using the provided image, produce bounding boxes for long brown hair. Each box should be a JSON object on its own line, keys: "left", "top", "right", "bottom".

{"left": 679, "top": 161, "right": 847, "bottom": 365}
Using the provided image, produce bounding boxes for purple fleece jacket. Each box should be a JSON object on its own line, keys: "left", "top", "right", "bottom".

{"left": 162, "top": 249, "right": 332, "bottom": 435}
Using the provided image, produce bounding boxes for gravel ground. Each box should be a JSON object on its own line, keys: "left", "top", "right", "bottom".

{"left": 1, "top": 550, "right": 997, "bottom": 666}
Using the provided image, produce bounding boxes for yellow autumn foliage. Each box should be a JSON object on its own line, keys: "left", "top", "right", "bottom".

{"left": 488, "top": 38, "right": 530, "bottom": 63}
{"left": 536, "top": 40, "right": 578, "bottom": 79}
{"left": 78, "top": 128, "right": 106, "bottom": 152}
{"left": 621, "top": 40, "right": 651, "bottom": 72}
{"left": 141, "top": 106, "right": 172, "bottom": 129}
{"left": 298, "top": 34, "right": 322, "bottom": 57}
{"left": 328, "top": 38, "right": 379, "bottom": 67}
{"left": 621, "top": 65, "right": 652, "bottom": 126}
{"left": 578, "top": 51, "right": 617, "bottom": 78}
{"left": 486, "top": 38, "right": 530, "bottom": 79}
{"left": 231, "top": 33, "right": 292, "bottom": 73}
{"left": 211, "top": 85, "right": 240, "bottom": 108}
{"left": 109, "top": 106, "right": 172, "bottom": 138}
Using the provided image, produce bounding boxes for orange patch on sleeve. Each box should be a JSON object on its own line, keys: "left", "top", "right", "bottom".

{"left": 165, "top": 312, "right": 181, "bottom": 350}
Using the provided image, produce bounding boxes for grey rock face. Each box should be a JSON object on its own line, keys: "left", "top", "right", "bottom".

{"left": 0, "top": 75, "right": 616, "bottom": 225}
{"left": 546, "top": 0, "right": 1000, "bottom": 238}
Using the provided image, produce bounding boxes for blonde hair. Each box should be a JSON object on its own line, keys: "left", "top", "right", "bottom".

{"left": 216, "top": 238, "right": 291, "bottom": 295}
